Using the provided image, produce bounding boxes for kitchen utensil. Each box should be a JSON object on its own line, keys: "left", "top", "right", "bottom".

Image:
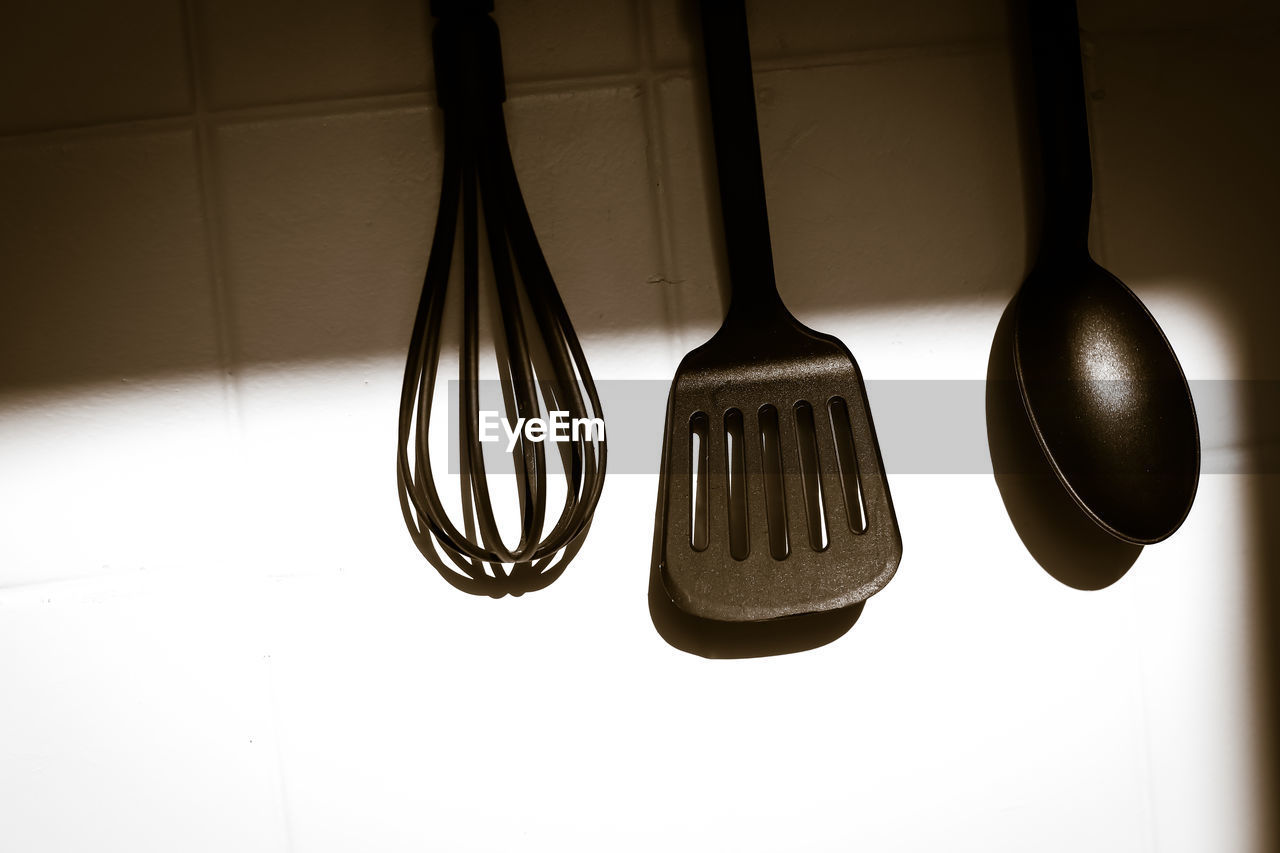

{"left": 1007, "top": 0, "right": 1198, "bottom": 544}
{"left": 397, "top": 0, "right": 606, "bottom": 595}
{"left": 653, "top": 0, "right": 901, "bottom": 622}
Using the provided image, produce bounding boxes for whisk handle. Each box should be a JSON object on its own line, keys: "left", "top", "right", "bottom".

{"left": 432, "top": 0, "right": 506, "bottom": 112}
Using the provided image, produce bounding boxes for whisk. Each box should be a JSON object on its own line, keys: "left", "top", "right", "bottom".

{"left": 397, "top": 0, "right": 607, "bottom": 596}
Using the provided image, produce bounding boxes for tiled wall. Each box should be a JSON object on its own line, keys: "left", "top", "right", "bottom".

{"left": 2, "top": 2, "right": 1278, "bottom": 852}
{"left": 3, "top": 0, "right": 1279, "bottom": 385}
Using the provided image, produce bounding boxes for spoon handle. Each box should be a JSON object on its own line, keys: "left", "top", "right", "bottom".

{"left": 1028, "top": 0, "right": 1094, "bottom": 260}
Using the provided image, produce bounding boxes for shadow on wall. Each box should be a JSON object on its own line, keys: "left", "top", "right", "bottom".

{"left": 0, "top": 0, "right": 1277, "bottom": 841}
{"left": 1063, "top": 14, "right": 1280, "bottom": 848}
{"left": 0, "top": 0, "right": 1039, "bottom": 391}
{"left": 1, "top": 1, "right": 1277, "bottom": 391}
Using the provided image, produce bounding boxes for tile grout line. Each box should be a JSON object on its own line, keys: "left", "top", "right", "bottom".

{"left": 178, "top": 0, "right": 244, "bottom": 438}
{"left": 0, "top": 114, "right": 197, "bottom": 148}
{"left": 0, "top": 39, "right": 1014, "bottom": 146}
{"left": 1, "top": 20, "right": 1275, "bottom": 147}
{"left": 1080, "top": 34, "right": 1154, "bottom": 853}
{"left": 177, "top": 5, "right": 293, "bottom": 853}
{"left": 634, "top": 0, "right": 687, "bottom": 366}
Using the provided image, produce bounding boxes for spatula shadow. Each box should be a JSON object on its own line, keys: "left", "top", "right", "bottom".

{"left": 646, "top": 425, "right": 861, "bottom": 658}
{"left": 986, "top": 303, "right": 1141, "bottom": 589}
{"left": 647, "top": 568, "right": 863, "bottom": 659}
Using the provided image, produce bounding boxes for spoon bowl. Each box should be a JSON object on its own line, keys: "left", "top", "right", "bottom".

{"left": 1013, "top": 257, "right": 1199, "bottom": 544}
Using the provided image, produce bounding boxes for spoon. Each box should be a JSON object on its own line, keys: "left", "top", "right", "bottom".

{"left": 1008, "top": 0, "right": 1199, "bottom": 545}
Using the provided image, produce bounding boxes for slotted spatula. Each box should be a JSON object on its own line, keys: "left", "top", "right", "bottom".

{"left": 654, "top": 0, "right": 901, "bottom": 622}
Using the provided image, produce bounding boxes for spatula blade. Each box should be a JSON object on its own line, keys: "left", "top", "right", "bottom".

{"left": 657, "top": 333, "right": 901, "bottom": 622}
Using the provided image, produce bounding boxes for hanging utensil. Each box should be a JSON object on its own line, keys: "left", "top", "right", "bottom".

{"left": 397, "top": 0, "right": 606, "bottom": 596}
{"left": 652, "top": 0, "right": 901, "bottom": 623}
{"left": 1002, "top": 0, "right": 1199, "bottom": 545}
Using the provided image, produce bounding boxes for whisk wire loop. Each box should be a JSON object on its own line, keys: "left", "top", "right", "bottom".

{"left": 397, "top": 3, "right": 606, "bottom": 596}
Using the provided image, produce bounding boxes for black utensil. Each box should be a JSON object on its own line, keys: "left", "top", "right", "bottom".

{"left": 1006, "top": 0, "right": 1199, "bottom": 545}
{"left": 397, "top": 0, "right": 606, "bottom": 596}
{"left": 653, "top": 0, "right": 901, "bottom": 622}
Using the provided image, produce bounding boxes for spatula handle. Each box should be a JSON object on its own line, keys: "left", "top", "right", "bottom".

{"left": 1028, "top": 0, "right": 1094, "bottom": 260}
{"left": 699, "top": 0, "right": 786, "bottom": 324}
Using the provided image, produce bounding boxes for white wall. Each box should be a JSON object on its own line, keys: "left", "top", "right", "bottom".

{"left": 1, "top": 1, "right": 1277, "bottom": 851}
